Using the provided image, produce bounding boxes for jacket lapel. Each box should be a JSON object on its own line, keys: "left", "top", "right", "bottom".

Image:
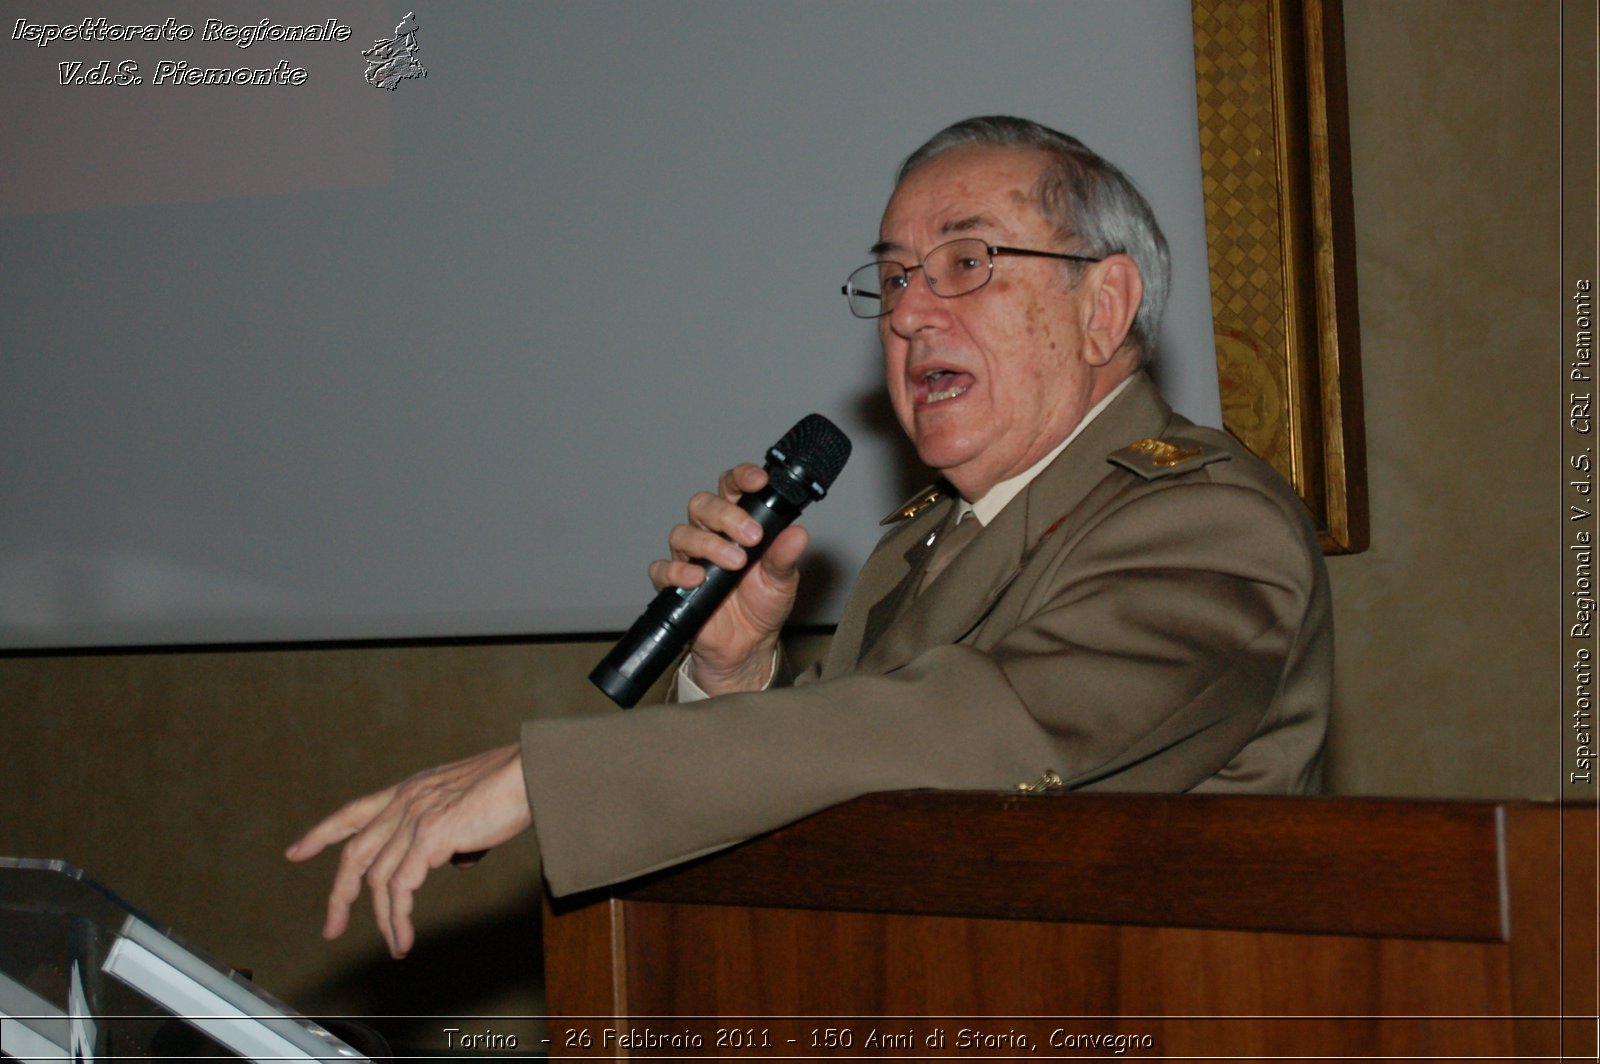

{"left": 819, "top": 496, "right": 951, "bottom": 679}
{"left": 857, "top": 506, "right": 951, "bottom": 655}
{"left": 848, "top": 372, "right": 1177, "bottom": 675}
{"left": 854, "top": 492, "right": 1028, "bottom": 673}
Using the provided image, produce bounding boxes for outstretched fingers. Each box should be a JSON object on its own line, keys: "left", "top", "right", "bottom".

{"left": 286, "top": 744, "right": 531, "bottom": 959}
{"left": 286, "top": 786, "right": 398, "bottom": 940}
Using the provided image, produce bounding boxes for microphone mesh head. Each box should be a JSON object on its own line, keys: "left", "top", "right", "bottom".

{"left": 772, "top": 413, "right": 852, "bottom": 495}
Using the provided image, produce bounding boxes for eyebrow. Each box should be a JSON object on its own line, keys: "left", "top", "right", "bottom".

{"left": 869, "top": 215, "right": 996, "bottom": 258}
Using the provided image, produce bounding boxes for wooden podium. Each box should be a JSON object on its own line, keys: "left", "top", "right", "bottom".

{"left": 543, "top": 794, "right": 1597, "bottom": 1059}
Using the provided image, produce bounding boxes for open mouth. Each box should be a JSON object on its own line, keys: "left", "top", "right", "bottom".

{"left": 919, "top": 368, "right": 975, "bottom": 405}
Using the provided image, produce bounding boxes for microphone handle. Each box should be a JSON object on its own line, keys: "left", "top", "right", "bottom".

{"left": 589, "top": 482, "right": 805, "bottom": 707}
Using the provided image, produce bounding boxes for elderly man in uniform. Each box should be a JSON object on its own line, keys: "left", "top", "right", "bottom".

{"left": 289, "top": 116, "right": 1332, "bottom": 959}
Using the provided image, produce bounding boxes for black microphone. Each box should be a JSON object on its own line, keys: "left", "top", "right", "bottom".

{"left": 590, "top": 413, "right": 852, "bottom": 708}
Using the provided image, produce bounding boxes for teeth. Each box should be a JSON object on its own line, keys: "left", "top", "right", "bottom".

{"left": 917, "top": 367, "right": 968, "bottom": 404}
{"left": 924, "top": 383, "right": 968, "bottom": 404}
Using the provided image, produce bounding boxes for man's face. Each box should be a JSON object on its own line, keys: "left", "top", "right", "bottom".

{"left": 877, "top": 146, "right": 1107, "bottom": 501}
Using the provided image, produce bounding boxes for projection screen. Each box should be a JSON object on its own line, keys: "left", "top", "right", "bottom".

{"left": 0, "top": 0, "right": 1220, "bottom": 648}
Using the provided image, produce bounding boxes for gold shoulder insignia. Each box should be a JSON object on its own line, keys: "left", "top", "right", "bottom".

{"left": 880, "top": 484, "right": 945, "bottom": 525}
{"left": 1108, "top": 436, "right": 1231, "bottom": 480}
{"left": 1129, "top": 438, "right": 1203, "bottom": 466}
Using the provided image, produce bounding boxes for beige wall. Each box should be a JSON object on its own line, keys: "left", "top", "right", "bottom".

{"left": 0, "top": 0, "right": 1563, "bottom": 1030}
{"left": 1325, "top": 0, "right": 1561, "bottom": 799}
{"left": 1, "top": 642, "right": 614, "bottom": 1025}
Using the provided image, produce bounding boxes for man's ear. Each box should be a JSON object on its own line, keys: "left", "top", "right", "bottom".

{"left": 1081, "top": 254, "right": 1143, "bottom": 366}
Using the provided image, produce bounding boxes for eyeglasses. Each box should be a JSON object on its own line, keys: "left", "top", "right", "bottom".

{"left": 841, "top": 237, "right": 1104, "bottom": 319}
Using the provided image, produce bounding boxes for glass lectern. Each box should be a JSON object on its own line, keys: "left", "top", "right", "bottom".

{"left": 0, "top": 858, "right": 368, "bottom": 1063}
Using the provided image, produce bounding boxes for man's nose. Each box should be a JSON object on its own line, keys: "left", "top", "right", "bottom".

{"left": 886, "top": 267, "right": 946, "bottom": 335}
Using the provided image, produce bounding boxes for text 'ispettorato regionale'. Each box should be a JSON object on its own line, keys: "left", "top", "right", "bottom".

{"left": 13, "top": 17, "right": 353, "bottom": 86}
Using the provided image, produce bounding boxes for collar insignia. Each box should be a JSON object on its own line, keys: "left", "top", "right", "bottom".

{"left": 880, "top": 485, "right": 945, "bottom": 525}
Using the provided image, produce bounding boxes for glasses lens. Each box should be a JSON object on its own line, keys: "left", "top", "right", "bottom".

{"left": 844, "top": 263, "right": 890, "bottom": 318}
{"left": 925, "top": 239, "right": 992, "bottom": 298}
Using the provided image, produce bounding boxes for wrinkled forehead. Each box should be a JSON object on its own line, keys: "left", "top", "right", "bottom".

{"left": 876, "top": 146, "right": 1053, "bottom": 254}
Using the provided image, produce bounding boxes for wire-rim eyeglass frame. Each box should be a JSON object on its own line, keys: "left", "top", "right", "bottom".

{"left": 841, "top": 237, "right": 1105, "bottom": 319}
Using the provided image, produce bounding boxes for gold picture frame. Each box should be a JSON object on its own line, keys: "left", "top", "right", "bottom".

{"left": 1192, "top": 0, "right": 1368, "bottom": 552}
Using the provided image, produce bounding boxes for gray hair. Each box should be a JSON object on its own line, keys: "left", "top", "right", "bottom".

{"left": 897, "top": 116, "right": 1171, "bottom": 358}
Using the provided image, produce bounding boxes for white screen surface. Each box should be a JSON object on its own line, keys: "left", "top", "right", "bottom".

{"left": 0, "top": 1, "right": 1220, "bottom": 648}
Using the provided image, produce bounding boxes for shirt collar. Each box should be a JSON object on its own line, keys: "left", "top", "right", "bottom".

{"left": 963, "top": 374, "right": 1136, "bottom": 527}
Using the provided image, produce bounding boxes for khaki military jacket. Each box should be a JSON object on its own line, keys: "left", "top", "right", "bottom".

{"left": 524, "top": 372, "right": 1332, "bottom": 896}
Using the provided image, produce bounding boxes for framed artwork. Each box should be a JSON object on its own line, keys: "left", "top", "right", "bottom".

{"left": 1193, "top": 0, "right": 1369, "bottom": 552}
